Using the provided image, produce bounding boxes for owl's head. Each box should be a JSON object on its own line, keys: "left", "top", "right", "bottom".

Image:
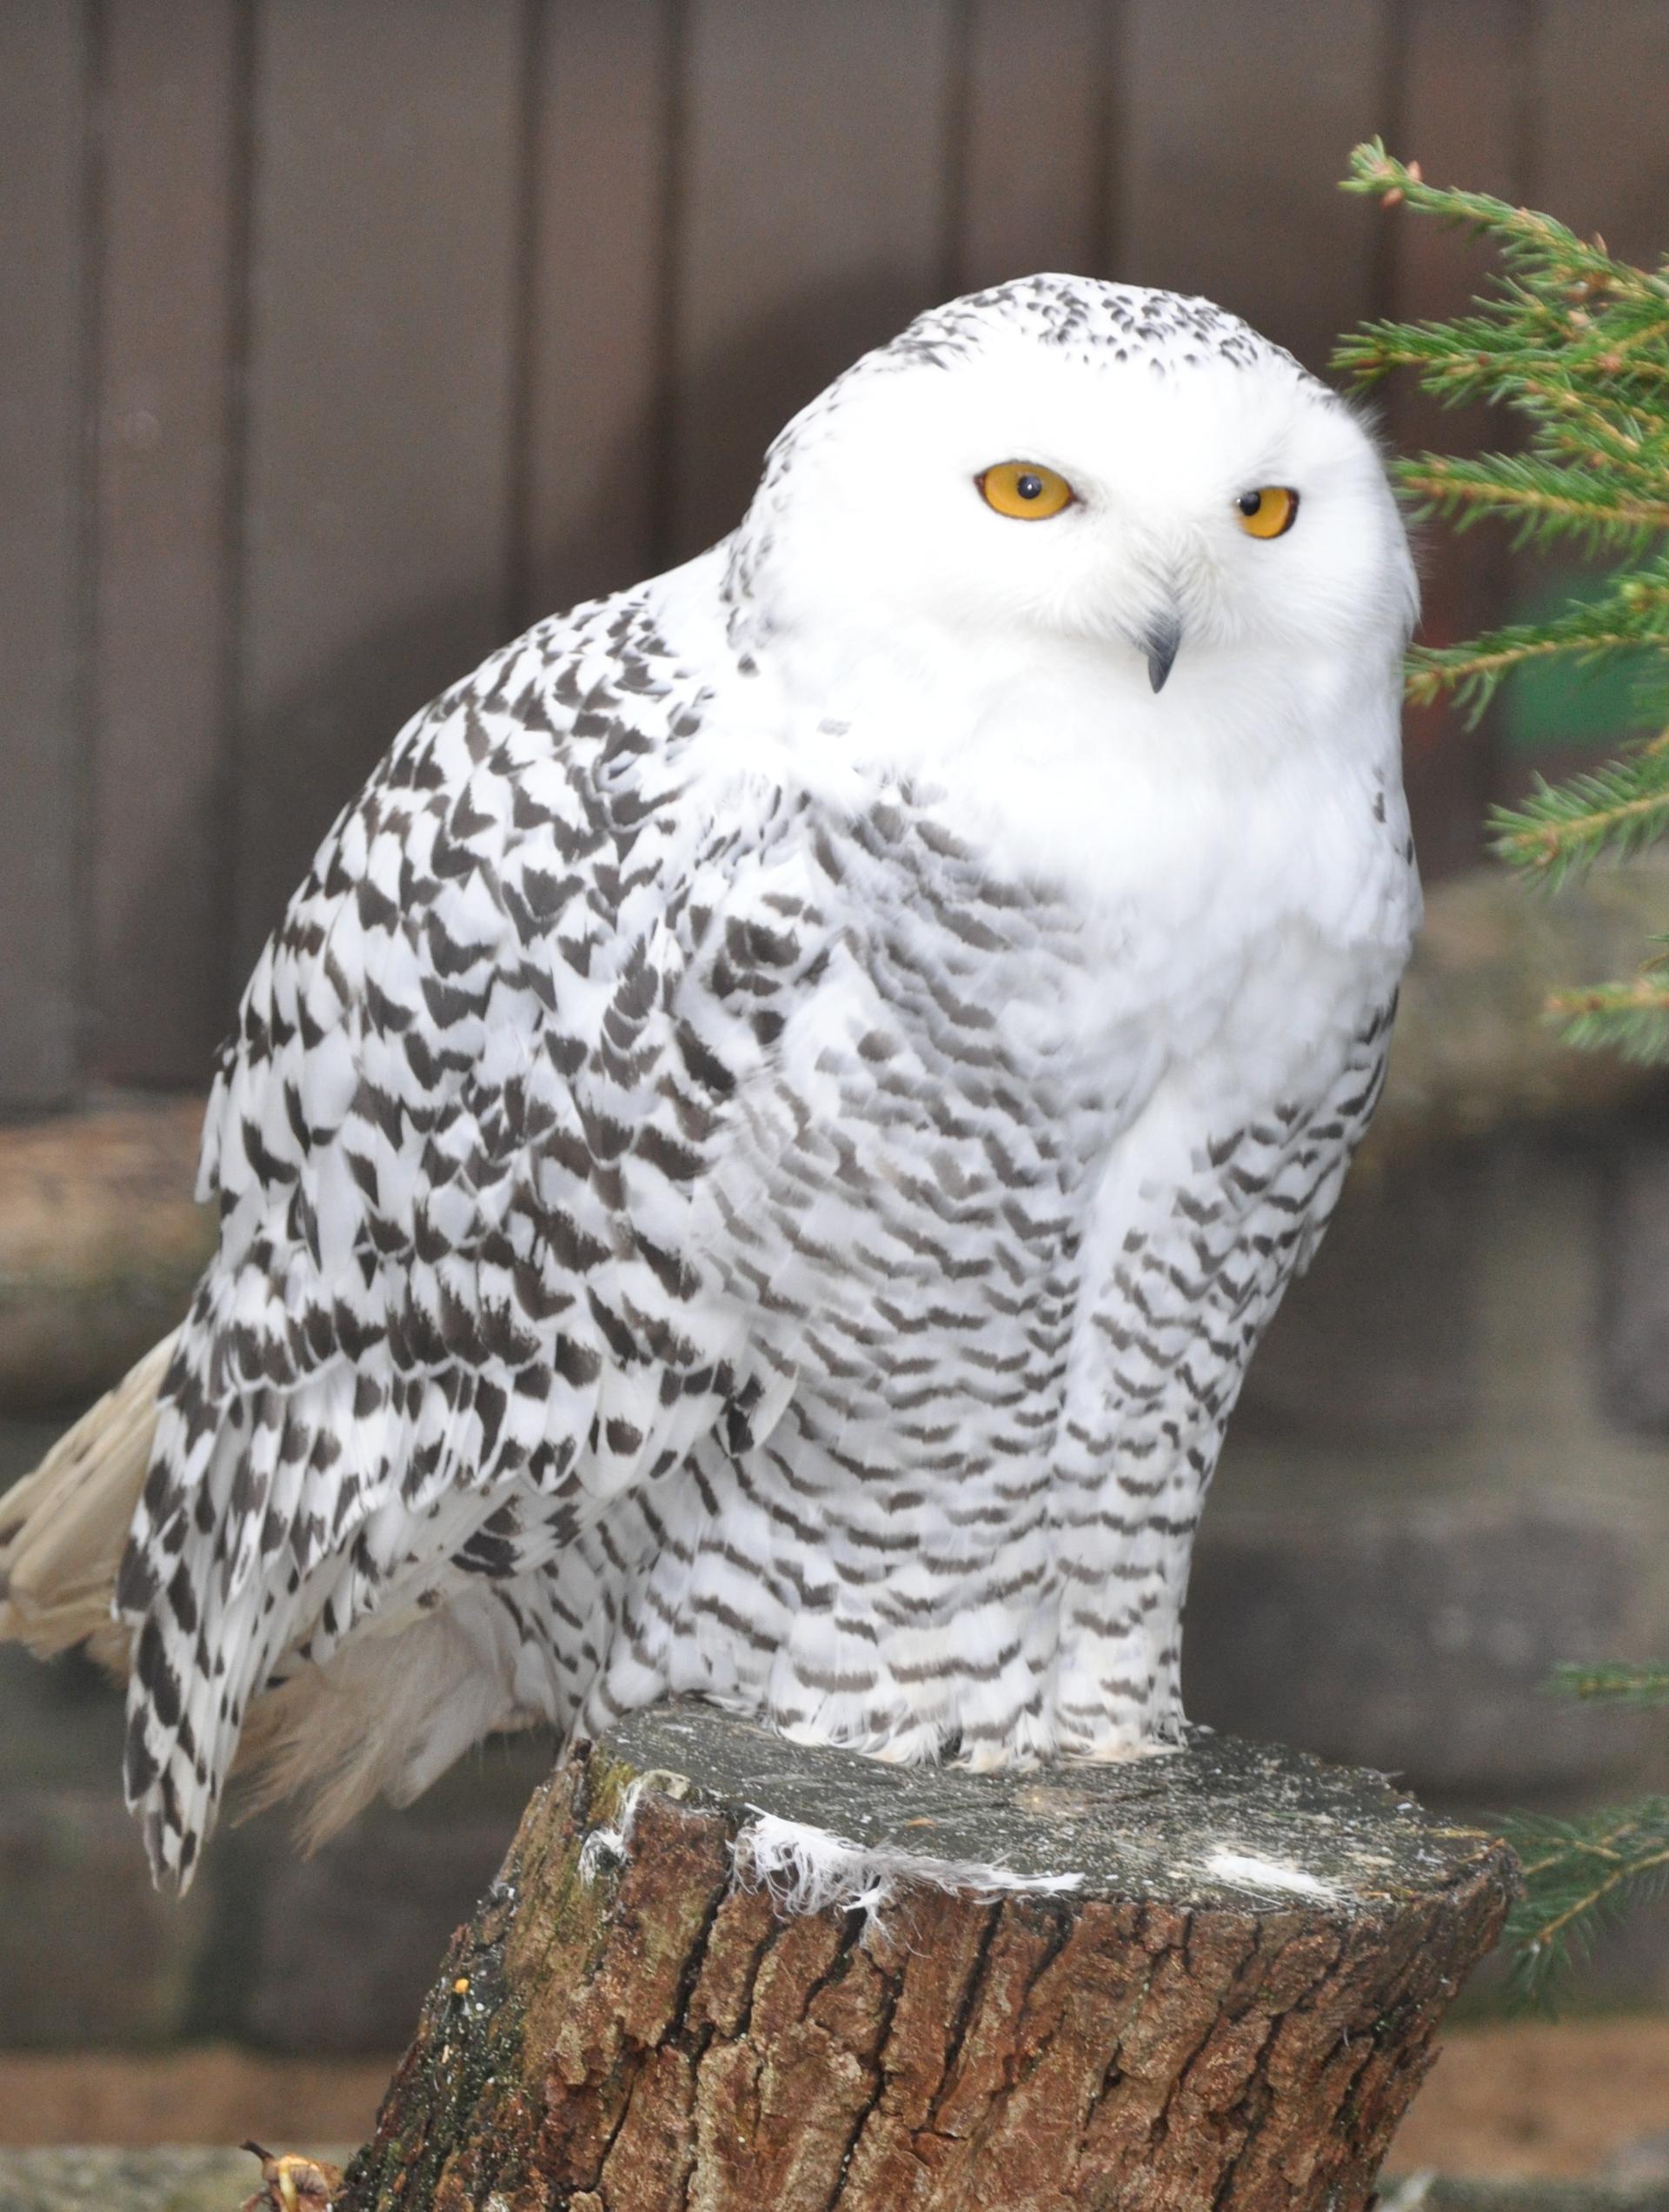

{"left": 730, "top": 276, "right": 1416, "bottom": 714}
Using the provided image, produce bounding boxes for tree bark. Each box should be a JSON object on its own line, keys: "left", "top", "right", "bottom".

{"left": 337, "top": 1705, "right": 1516, "bottom": 2212}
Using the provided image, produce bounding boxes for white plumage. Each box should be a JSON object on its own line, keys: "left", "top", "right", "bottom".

{"left": 0, "top": 276, "right": 1418, "bottom": 1887}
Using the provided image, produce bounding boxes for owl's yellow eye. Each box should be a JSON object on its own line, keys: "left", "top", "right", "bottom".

{"left": 977, "top": 461, "right": 1074, "bottom": 520}
{"left": 1236, "top": 486, "right": 1299, "bottom": 539}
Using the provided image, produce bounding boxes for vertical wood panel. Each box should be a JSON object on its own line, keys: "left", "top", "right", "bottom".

{"left": 0, "top": 3, "right": 92, "bottom": 1107}
{"left": 90, "top": 0, "right": 242, "bottom": 1083}
{"left": 1529, "top": 0, "right": 1669, "bottom": 263}
{"left": 956, "top": 0, "right": 1110, "bottom": 292}
{"left": 522, "top": 0, "right": 675, "bottom": 622}
{"left": 1114, "top": 0, "right": 1388, "bottom": 375}
{"left": 234, "top": 0, "right": 526, "bottom": 979}
{"left": 671, "top": 0, "right": 960, "bottom": 558}
{"left": 1386, "top": 0, "right": 1524, "bottom": 879}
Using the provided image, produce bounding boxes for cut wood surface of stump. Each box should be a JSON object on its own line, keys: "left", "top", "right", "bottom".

{"left": 337, "top": 1704, "right": 1516, "bottom": 2212}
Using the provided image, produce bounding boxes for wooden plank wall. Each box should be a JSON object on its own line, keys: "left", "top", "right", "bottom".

{"left": 4, "top": 0, "right": 1669, "bottom": 1110}
{"left": 91, "top": 0, "right": 243, "bottom": 1084}
{"left": 0, "top": 5, "right": 94, "bottom": 1106}
{"left": 233, "top": 0, "right": 529, "bottom": 986}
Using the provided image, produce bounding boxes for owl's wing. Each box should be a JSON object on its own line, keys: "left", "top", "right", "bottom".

{"left": 117, "top": 605, "right": 813, "bottom": 1883}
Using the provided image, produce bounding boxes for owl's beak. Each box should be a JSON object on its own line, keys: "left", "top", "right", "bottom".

{"left": 1143, "top": 614, "right": 1181, "bottom": 694}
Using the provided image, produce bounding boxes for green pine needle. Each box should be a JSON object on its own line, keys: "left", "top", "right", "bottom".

{"left": 1396, "top": 453, "right": 1669, "bottom": 555}
{"left": 1489, "top": 741, "right": 1669, "bottom": 883}
{"left": 1499, "top": 1798, "right": 1669, "bottom": 2005}
{"left": 1411, "top": 581, "right": 1669, "bottom": 725}
{"left": 1546, "top": 1662, "right": 1669, "bottom": 1705}
{"left": 1546, "top": 959, "right": 1669, "bottom": 1062}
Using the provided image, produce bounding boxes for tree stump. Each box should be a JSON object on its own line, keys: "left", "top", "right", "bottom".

{"left": 337, "top": 1704, "right": 1515, "bottom": 2212}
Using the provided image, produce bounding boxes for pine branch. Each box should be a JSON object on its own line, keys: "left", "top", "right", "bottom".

{"left": 1500, "top": 1797, "right": 1669, "bottom": 2004}
{"left": 1490, "top": 743, "right": 1669, "bottom": 885}
{"left": 1396, "top": 455, "right": 1669, "bottom": 551}
{"left": 1340, "top": 144, "right": 1669, "bottom": 549}
{"left": 1546, "top": 1661, "right": 1669, "bottom": 1706}
{"left": 1409, "top": 590, "right": 1669, "bottom": 721}
{"left": 1546, "top": 958, "right": 1669, "bottom": 1062}
{"left": 1340, "top": 306, "right": 1669, "bottom": 412}
{"left": 1341, "top": 142, "right": 1669, "bottom": 309}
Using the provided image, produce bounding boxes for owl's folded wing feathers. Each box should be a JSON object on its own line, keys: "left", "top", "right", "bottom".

{"left": 97, "top": 610, "right": 806, "bottom": 1884}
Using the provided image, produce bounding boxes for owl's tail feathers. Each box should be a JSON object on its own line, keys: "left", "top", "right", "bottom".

{"left": 236, "top": 1593, "right": 543, "bottom": 1855}
{"left": 2, "top": 1355, "right": 552, "bottom": 1874}
{"left": 0, "top": 1330, "right": 176, "bottom": 1676}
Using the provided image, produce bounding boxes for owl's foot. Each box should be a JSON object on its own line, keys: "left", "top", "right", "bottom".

{"left": 1062, "top": 1731, "right": 1187, "bottom": 1764}
{"left": 1052, "top": 1684, "right": 1188, "bottom": 1763}
{"left": 774, "top": 1710, "right": 946, "bottom": 1766}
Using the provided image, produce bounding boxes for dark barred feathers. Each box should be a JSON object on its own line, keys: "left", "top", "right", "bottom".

{"left": 0, "top": 273, "right": 1417, "bottom": 1885}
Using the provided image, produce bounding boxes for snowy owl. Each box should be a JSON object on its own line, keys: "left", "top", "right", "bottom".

{"left": 0, "top": 276, "right": 1418, "bottom": 1887}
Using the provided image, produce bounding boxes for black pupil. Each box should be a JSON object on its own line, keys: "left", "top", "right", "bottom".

{"left": 1239, "top": 491, "right": 1263, "bottom": 515}
{"left": 1016, "top": 472, "right": 1044, "bottom": 500}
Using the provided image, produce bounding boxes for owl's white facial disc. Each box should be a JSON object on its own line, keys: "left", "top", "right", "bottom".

{"left": 730, "top": 275, "right": 1417, "bottom": 725}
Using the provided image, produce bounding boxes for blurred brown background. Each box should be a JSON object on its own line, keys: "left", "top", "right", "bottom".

{"left": 9, "top": 0, "right": 1669, "bottom": 1108}
{"left": 2, "top": 0, "right": 1669, "bottom": 2173}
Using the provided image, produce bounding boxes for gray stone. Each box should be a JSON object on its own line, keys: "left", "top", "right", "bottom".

{"left": 0, "top": 1100, "right": 213, "bottom": 1417}
{"left": 1367, "top": 857, "right": 1669, "bottom": 1162}
{"left": 1601, "top": 1132, "right": 1669, "bottom": 1435}
{"left": 1239, "top": 1152, "right": 1481, "bottom": 1443}
{"left": 243, "top": 1816, "right": 515, "bottom": 2053}
{"left": 0, "top": 1647, "right": 125, "bottom": 1793}
{"left": 1609, "top": 2132, "right": 1669, "bottom": 2187}
{"left": 1380, "top": 2186, "right": 1669, "bottom": 2212}
{"left": 1184, "top": 1503, "right": 1655, "bottom": 1797}
{"left": 0, "top": 1793, "right": 212, "bottom": 2046}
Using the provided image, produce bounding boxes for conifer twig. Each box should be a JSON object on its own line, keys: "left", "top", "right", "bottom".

{"left": 1546, "top": 1661, "right": 1669, "bottom": 1705}
{"left": 1500, "top": 1800, "right": 1669, "bottom": 2003}
{"left": 1490, "top": 745, "right": 1669, "bottom": 881}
